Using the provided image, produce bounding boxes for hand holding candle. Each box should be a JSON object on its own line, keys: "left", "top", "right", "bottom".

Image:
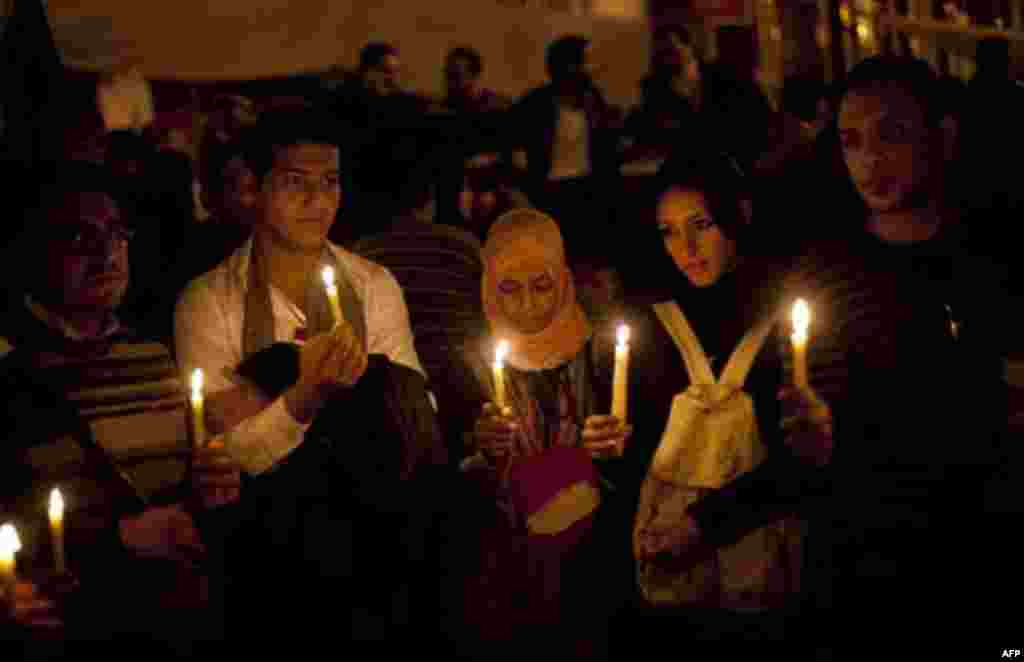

{"left": 322, "top": 266, "right": 345, "bottom": 328}
{"left": 49, "top": 489, "right": 66, "bottom": 575}
{"left": 0, "top": 523, "right": 21, "bottom": 596}
{"left": 791, "top": 299, "right": 810, "bottom": 389}
{"left": 492, "top": 340, "right": 509, "bottom": 411}
{"left": 190, "top": 368, "right": 206, "bottom": 448}
{"left": 611, "top": 324, "right": 631, "bottom": 423}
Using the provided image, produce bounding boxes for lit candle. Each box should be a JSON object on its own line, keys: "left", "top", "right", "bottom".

{"left": 321, "top": 266, "right": 344, "bottom": 328}
{"left": 611, "top": 324, "right": 631, "bottom": 423}
{"left": 0, "top": 523, "right": 20, "bottom": 596}
{"left": 791, "top": 299, "right": 811, "bottom": 389}
{"left": 191, "top": 368, "right": 206, "bottom": 448}
{"left": 49, "top": 488, "right": 66, "bottom": 575}
{"left": 493, "top": 340, "right": 509, "bottom": 411}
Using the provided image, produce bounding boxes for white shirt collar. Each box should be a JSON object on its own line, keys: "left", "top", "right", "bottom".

{"left": 228, "top": 236, "right": 349, "bottom": 291}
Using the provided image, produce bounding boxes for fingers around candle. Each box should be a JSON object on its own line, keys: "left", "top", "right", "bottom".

{"left": 586, "top": 415, "right": 620, "bottom": 429}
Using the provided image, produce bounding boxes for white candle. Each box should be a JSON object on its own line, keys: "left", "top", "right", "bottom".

{"left": 321, "top": 266, "right": 344, "bottom": 328}
{"left": 611, "top": 324, "right": 631, "bottom": 423}
{"left": 791, "top": 299, "right": 811, "bottom": 389}
{"left": 49, "top": 488, "right": 66, "bottom": 575}
{"left": 0, "top": 523, "right": 20, "bottom": 596}
{"left": 190, "top": 368, "right": 206, "bottom": 448}
{"left": 493, "top": 340, "right": 509, "bottom": 411}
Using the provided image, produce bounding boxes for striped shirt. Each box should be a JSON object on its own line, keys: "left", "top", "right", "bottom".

{"left": 352, "top": 219, "right": 485, "bottom": 392}
{"left": 1, "top": 302, "right": 188, "bottom": 570}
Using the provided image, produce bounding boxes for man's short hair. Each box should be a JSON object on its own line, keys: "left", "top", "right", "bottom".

{"left": 241, "top": 110, "right": 354, "bottom": 184}
{"left": 546, "top": 35, "right": 589, "bottom": 79}
{"left": 841, "top": 55, "right": 948, "bottom": 127}
{"left": 359, "top": 42, "right": 399, "bottom": 72}
{"left": 446, "top": 46, "right": 483, "bottom": 77}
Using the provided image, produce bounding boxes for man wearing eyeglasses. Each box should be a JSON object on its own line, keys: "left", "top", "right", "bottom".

{"left": 0, "top": 161, "right": 211, "bottom": 651}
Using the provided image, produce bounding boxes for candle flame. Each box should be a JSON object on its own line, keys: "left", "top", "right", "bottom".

{"left": 856, "top": 20, "right": 872, "bottom": 41}
{"left": 616, "top": 324, "right": 630, "bottom": 347}
{"left": 0, "top": 523, "right": 20, "bottom": 555}
{"left": 321, "top": 266, "right": 336, "bottom": 289}
{"left": 191, "top": 368, "right": 204, "bottom": 401}
{"left": 495, "top": 340, "right": 509, "bottom": 365}
{"left": 792, "top": 299, "right": 810, "bottom": 342}
{"left": 49, "top": 488, "right": 64, "bottom": 522}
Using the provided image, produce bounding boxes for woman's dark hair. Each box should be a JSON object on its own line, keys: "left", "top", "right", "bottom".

{"left": 446, "top": 46, "right": 483, "bottom": 76}
{"left": 649, "top": 149, "right": 751, "bottom": 242}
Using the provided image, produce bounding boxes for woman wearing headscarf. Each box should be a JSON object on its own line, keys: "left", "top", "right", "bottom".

{"left": 457, "top": 209, "right": 631, "bottom": 660}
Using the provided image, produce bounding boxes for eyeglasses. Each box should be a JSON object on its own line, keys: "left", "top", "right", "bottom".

{"left": 55, "top": 224, "right": 135, "bottom": 254}
{"left": 271, "top": 171, "right": 342, "bottom": 195}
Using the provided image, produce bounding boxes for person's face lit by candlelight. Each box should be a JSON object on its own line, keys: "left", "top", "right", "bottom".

{"left": 495, "top": 257, "right": 561, "bottom": 335}
{"left": 657, "top": 187, "right": 736, "bottom": 288}
{"left": 257, "top": 143, "right": 342, "bottom": 252}
{"left": 838, "top": 86, "right": 938, "bottom": 214}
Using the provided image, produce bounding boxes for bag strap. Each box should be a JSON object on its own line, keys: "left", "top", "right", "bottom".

{"left": 719, "top": 310, "right": 780, "bottom": 389}
{"left": 652, "top": 302, "right": 715, "bottom": 385}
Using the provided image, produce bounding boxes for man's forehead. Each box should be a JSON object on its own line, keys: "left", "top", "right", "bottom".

{"left": 273, "top": 143, "right": 340, "bottom": 170}
{"left": 839, "top": 87, "right": 925, "bottom": 126}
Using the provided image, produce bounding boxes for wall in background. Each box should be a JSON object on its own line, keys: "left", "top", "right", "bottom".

{"left": 46, "top": 0, "right": 650, "bottom": 107}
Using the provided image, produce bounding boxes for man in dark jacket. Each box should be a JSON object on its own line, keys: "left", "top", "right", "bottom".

{"left": 637, "top": 56, "right": 1011, "bottom": 651}
{"left": 506, "top": 35, "right": 620, "bottom": 267}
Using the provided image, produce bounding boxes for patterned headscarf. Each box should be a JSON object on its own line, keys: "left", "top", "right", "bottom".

{"left": 481, "top": 209, "right": 591, "bottom": 372}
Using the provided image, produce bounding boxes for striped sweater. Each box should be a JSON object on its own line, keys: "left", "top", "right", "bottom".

{"left": 0, "top": 301, "right": 188, "bottom": 574}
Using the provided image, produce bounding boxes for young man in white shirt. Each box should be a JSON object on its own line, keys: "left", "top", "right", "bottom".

{"left": 175, "top": 111, "right": 423, "bottom": 480}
